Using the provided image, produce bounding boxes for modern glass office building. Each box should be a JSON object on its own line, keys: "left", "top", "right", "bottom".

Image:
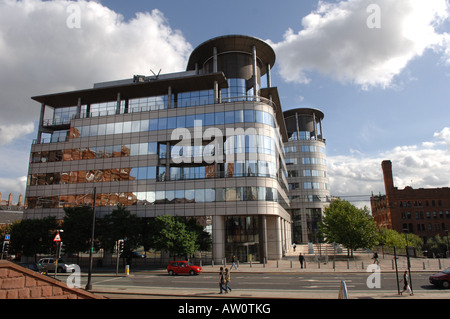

{"left": 283, "top": 108, "right": 330, "bottom": 243}
{"left": 25, "top": 35, "right": 292, "bottom": 262}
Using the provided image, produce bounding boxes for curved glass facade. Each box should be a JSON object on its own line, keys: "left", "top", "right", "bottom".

{"left": 26, "top": 35, "right": 291, "bottom": 263}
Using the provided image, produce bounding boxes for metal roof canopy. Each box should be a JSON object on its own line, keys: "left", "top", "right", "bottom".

{"left": 32, "top": 72, "right": 228, "bottom": 108}
{"left": 187, "top": 35, "right": 276, "bottom": 75}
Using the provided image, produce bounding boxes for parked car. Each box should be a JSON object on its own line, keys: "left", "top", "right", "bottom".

{"left": 38, "top": 258, "right": 77, "bottom": 273}
{"left": 17, "top": 262, "right": 48, "bottom": 275}
{"left": 167, "top": 261, "right": 202, "bottom": 276}
{"left": 429, "top": 267, "right": 450, "bottom": 289}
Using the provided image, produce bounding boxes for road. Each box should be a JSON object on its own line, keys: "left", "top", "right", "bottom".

{"left": 77, "top": 271, "right": 448, "bottom": 298}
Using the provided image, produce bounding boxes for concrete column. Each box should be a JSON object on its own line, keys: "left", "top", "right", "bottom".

{"left": 212, "top": 215, "right": 225, "bottom": 263}
{"left": 259, "top": 215, "right": 268, "bottom": 262}
{"left": 213, "top": 47, "right": 218, "bottom": 73}
{"left": 252, "top": 45, "right": 258, "bottom": 96}
{"left": 168, "top": 86, "right": 172, "bottom": 109}
{"left": 116, "top": 92, "right": 121, "bottom": 114}
{"left": 267, "top": 216, "right": 282, "bottom": 260}
{"left": 266, "top": 63, "right": 271, "bottom": 88}
{"left": 37, "top": 103, "right": 45, "bottom": 143}
{"left": 76, "top": 97, "right": 82, "bottom": 118}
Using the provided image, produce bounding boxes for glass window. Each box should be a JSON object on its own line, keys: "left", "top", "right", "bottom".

{"left": 114, "top": 122, "right": 123, "bottom": 134}
{"left": 255, "top": 110, "right": 264, "bottom": 123}
{"left": 148, "top": 166, "right": 156, "bottom": 179}
{"left": 195, "top": 113, "right": 205, "bottom": 125}
{"left": 205, "top": 188, "right": 215, "bottom": 202}
{"left": 234, "top": 161, "right": 245, "bottom": 177}
{"left": 235, "top": 110, "right": 244, "bottom": 123}
{"left": 215, "top": 112, "right": 224, "bottom": 125}
{"left": 226, "top": 188, "right": 237, "bottom": 201}
{"left": 158, "top": 117, "right": 167, "bottom": 130}
{"left": 215, "top": 188, "right": 225, "bottom": 202}
{"left": 195, "top": 189, "right": 204, "bottom": 202}
{"left": 246, "top": 160, "right": 257, "bottom": 176}
{"left": 97, "top": 124, "right": 106, "bottom": 136}
{"left": 186, "top": 115, "right": 195, "bottom": 127}
{"left": 158, "top": 166, "right": 166, "bottom": 181}
{"left": 140, "top": 119, "right": 149, "bottom": 131}
{"left": 174, "top": 190, "right": 185, "bottom": 203}
{"left": 159, "top": 144, "right": 167, "bottom": 159}
{"left": 244, "top": 110, "right": 254, "bottom": 123}
{"left": 123, "top": 121, "right": 132, "bottom": 134}
{"left": 225, "top": 111, "right": 235, "bottom": 124}
{"left": 167, "top": 117, "right": 177, "bottom": 129}
{"left": 149, "top": 119, "right": 158, "bottom": 131}
{"left": 148, "top": 142, "right": 157, "bottom": 155}
{"left": 204, "top": 113, "right": 214, "bottom": 126}
{"left": 177, "top": 115, "right": 186, "bottom": 128}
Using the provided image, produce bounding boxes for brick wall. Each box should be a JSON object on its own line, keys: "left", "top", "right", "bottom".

{"left": 0, "top": 260, "right": 102, "bottom": 299}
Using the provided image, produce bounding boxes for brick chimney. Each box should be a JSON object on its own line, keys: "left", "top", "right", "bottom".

{"left": 381, "top": 160, "right": 395, "bottom": 194}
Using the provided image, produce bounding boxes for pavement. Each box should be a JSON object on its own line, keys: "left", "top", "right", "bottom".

{"left": 84, "top": 248, "right": 450, "bottom": 300}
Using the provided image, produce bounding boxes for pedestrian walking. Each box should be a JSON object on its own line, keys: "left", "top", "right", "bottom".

{"left": 293, "top": 243, "right": 296, "bottom": 252}
{"left": 218, "top": 267, "right": 226, "bottom": 294}
{"left": 224, "top": 268, "right": 232, "bottom": 293}
{"left": 400, "top": 271, "right": 413, "bottom": 296}
{"left": 372, "top": 251, "right": 379, "bottom": 264}
{"left": 299, "top": 253, "right": 305, "bottom": 269}
{"left": 230, "top": 255, "right": 238, "bottom": 270}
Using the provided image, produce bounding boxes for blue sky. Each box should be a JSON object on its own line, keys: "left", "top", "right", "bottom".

{"left": 0, "top": 0, "right": 449, "bottom": 207}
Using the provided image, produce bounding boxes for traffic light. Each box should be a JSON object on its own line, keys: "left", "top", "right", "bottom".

{"left": 118, "top": 239, "right": 124, "bottom": 253}
{"left": 2, "top": 241, "right": 10, "bottom": 254}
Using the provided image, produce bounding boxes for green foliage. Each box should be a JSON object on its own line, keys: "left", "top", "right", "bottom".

{"left": 10, "top": 217, "right": 58, "bottom": 258}
{"left": 378, "top": 228, "right": 423, "bottom": 249}
{"left": 96, "top": 205, "right": 141, "bottom": 253}
{"left": 152, "top": 215, "right": 200, "bottom": 258}
{"left": 62, "top": 206, "right": 95, "bottom": 254}
{"left": 319, "top": 199, "right": 379, "bottom": 256}
{"left": 423, "top": 235, "right": 449, "bottom": 257}
{"left": 9, "top": 205, "right": 211, "bottom": 258}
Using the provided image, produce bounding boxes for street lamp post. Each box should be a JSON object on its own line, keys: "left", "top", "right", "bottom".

{"left": 85, "top": 187, "right": 97, "bottom": 291}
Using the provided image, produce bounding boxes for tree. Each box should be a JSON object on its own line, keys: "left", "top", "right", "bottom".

{"left": 379, "top": 228, "right": 423, "bottom": 250}
{"left": 152, "top": 215, "right": 199, "bottom": 259}
{"left": 96, "top": 205, "right": 140, "bottom": 254}
{"left": 10, "top": 217, "right": 58, "bottom": 259}
{"left": 319, "top": 199, "right": 379, "bottom": 257}
{"left": 62, "top": 206, "right": 95, "bottom": 255}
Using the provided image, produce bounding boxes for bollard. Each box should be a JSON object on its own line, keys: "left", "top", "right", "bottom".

{"left": 290, "top": 260, "right": 293, "bottom": 268}
{"left": 250, "top": 260, "right": 252, "bottom": 268}
{"left": 212, "top": 260, "right": 214, "bottom": 268}
{"left": 318, "top": 260, "right": 320, "bottom": 269}
{"left": 276, "top": 260, "right": 279, "bottom": 268}
{"left": 125, "top": 265, "right": 130, "bottom": 276}
{"left": 423, "top": 261, "right": 426, "bottom": 270}
{"left": 347, "top": 259, "right": 349, "bottom": 269}
{"left": 439, "top": 259, "right": 442, "bottom": 269}
{"left": 362, "top": 262, "right": 364, "bottom": 270}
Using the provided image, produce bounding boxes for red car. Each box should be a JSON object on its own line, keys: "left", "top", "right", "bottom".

{"left": 167, "top": 261, "right": 202, "bottom": 276}
{"left": 429, "top": 267, "right": 450, "bottom": 289}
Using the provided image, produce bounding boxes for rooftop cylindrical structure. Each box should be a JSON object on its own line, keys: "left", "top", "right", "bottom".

{"left": 187, "top": 35, "right": 276, "bottom": 97}
{"left": 283, "top": 108, "right": 325, "bottom": 142}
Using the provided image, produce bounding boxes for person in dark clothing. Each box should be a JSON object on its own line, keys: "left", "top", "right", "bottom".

{"left": 218, "top": 267, "right": 226, "bottom": 294}
{"left": 299, "top": 253, "right": 305, "bottom": 269}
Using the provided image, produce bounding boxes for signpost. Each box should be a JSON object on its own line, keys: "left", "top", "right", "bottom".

{"left": 53, "top": 231, "right": 62, "bottom": 279}
{"left": 1, "top": 234, "right": 11, "bottom": 260}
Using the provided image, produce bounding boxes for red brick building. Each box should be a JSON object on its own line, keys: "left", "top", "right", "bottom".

{"left": 371, "top": 160, "right": 450, "bottom": 243}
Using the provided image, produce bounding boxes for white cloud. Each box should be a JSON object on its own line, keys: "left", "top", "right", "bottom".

{"left": 270, "top": 0, "right": 450, "bottom": 89}
{"left": 0, "top": 0, "right": 192, "bottom": 198}
{"left": 0, "top": 0, "right": 192, "bottom": 143}
{"left": 328, "top": 127, "right": 450, "bottom": 208}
